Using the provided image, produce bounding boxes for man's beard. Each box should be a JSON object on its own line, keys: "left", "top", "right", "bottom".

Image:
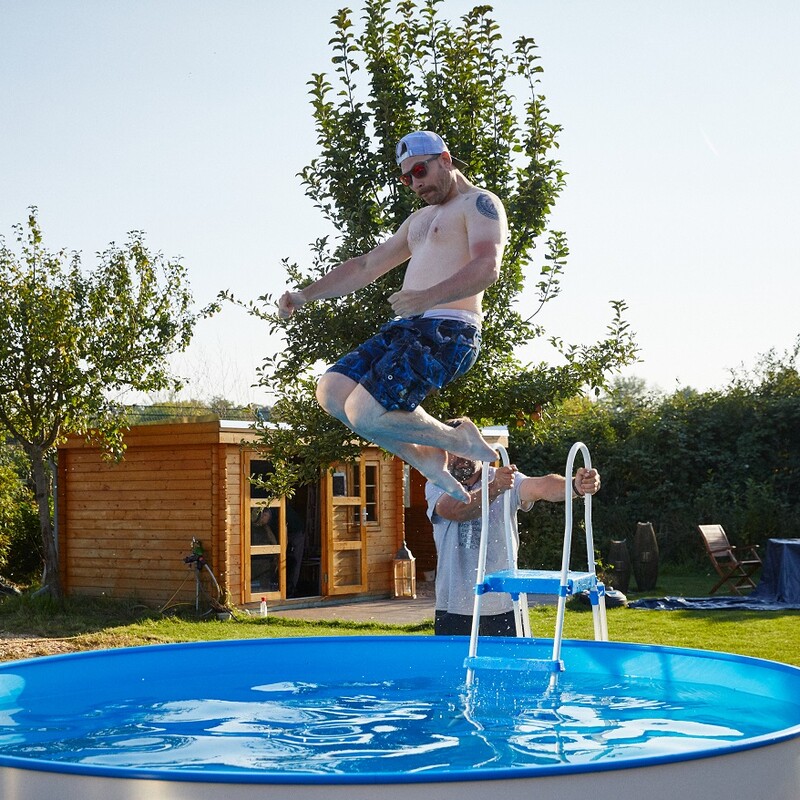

{"left": 419, "top": 188, "right": 441, "bottom": 205}
{"left": 449, "top": 461, "right": 477, "bottom": 484}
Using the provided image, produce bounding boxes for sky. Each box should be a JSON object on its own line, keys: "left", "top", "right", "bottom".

{"left": 2, "top": 0, "right": 799, "bottom": 406}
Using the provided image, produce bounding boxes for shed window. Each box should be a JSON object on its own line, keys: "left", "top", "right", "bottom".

{"left": 353, "top": 461, "right": 380, "bottom": 524}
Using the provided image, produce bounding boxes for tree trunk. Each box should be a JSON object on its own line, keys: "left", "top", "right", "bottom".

{"left": 28, "top": 444, "right": 62, "bottom": 598}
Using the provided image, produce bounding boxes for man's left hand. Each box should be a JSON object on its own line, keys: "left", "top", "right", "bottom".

{"left": 388, "top": 288, "right": 429, "bottom": 318}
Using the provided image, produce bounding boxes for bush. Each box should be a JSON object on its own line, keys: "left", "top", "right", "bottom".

{"left": 4, "top": 500, "right": 42, "bottom": 584}
{"left": 509, "top": 343, "right": 800, "bottom": 568}
{"left": 0, "top": 444, "right": 42, "bottom": 586}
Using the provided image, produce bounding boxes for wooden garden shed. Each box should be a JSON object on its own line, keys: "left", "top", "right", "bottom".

{"left": 56, "top": 419, "right": 413, "bottom": 610}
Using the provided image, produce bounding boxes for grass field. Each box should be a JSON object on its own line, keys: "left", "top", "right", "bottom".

{"left": 1, "top": 568, "right": 798, "bottom": 666}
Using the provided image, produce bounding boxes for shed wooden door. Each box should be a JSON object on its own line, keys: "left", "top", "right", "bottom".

{"left": 324, "top": 459, "right": 369, "bottom": 595}
{"left": 244, "top": 456, "right": 285, "bottom": 603}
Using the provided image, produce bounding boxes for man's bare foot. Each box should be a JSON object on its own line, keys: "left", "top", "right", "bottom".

{"left": 403, "top": 444, "right": 471, "bottom": 503}
{"left": 427, "top": 465, "right": 471, "bottom": 503}
{"left": 449, "top": 418, "right": 497, "bottom": 462}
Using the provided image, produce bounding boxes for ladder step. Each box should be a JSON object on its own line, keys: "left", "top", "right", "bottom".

{"left": 479, "top": 569, "right": 598, "bottom": 596}
{"left": 465, "top": 655, "right": 565, "bottom": 673}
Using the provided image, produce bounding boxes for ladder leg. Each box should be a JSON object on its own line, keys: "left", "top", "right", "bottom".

{"left": 589, "top": 585, "right": 609, "bottom": 641}
{"left": 598, "top": 587, "right": 609, "bottom": 641}
{"left": 466, "top": 556, "right": 485, "bottom": 686}
{"left": 466, "top": 458, "right": 496, "bottom": 687}
{"left": 511, "top": 596, "right": 524, "bottom": 637}
{"left": 591, "top": 592, "right": 602, "bottom": 640}
{"left": 466, "top": 591, "right": 481, "bottom": 687}
{"left": 599, "top": 596, "right": 609, "bottom": 640}
{"left": 551, "top": 593, "right": 568, "bottom": 665}
{"left": 518, "top": 593, "right": 531, "bottom": 637}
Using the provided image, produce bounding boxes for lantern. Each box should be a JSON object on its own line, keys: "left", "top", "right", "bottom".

{"left": 393, "top": 541, "right": 417, "bottom": 599}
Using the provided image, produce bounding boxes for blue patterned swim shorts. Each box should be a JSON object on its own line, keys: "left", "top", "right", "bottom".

{"left": 327, "top": 316, "right": 481, "bottom": 412}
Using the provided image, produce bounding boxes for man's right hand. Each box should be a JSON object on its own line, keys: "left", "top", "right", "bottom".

{"left": 491, "top": 465, "right": 517, "bottom": 494}
{"left": 277, "top": 290, "right": 306, "bottom": 319}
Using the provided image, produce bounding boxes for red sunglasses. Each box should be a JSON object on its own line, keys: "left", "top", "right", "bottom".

{"left": 399, "top": 154, "right": 441, "bottom": 186}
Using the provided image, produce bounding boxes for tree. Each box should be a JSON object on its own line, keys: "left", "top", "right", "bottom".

{"left": 0, "top": 209, "right": 198, "bottom": 597}
{"left": 227, "top": 0, "right": 638, "bottom": 497}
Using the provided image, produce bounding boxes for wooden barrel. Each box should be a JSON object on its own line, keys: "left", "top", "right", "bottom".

{"left": 633, "top": 522, "right": 659, "bottom": 591}
{"left": 606, "top": 539, "right": 631, "bottom": 593}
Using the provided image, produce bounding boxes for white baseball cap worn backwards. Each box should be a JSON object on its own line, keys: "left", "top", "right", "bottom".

{"left": 395, "top": 131, "right": 449, "bottom": 165}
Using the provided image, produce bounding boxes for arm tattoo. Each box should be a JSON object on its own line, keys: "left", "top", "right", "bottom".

{"left": 476, "top": 193, "right": 499, "bottom": 221}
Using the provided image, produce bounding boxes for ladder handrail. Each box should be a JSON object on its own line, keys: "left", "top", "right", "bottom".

{"left": 466, "top": 445, "right": 510, "bottom": 672}
{"left": 495, "top": 445, "right": 530, "bottom": 637}
{"left": 552, "top": 442, "right": 592, "bottom": 666}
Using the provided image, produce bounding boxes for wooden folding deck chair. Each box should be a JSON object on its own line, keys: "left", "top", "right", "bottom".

{"left": 697, "top": 524, "right": 762, "bottom": 595}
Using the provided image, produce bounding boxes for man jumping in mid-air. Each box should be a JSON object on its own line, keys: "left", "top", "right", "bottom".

{"left": 278, "top": 130, "right": 508, "bottom": 503}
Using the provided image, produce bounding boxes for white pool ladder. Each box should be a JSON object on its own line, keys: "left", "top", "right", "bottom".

{"left": 465, "top": 441, "right": 608, "bottom": 686}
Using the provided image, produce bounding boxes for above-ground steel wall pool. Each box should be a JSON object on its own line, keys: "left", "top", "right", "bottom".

{"left": 1, "top": 636, "right": 799, "bottom": 800}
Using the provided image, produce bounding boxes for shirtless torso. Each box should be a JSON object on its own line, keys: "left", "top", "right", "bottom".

{"left": 403, "top": 188, "right": 503, "bottom": 314}
{"left": 388, "top": 178, "right": 508, "bottom": 319}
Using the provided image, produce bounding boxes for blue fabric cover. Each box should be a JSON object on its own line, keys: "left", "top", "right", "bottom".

{"left": 752, "top": 538, "right": 800, "bottom": 604}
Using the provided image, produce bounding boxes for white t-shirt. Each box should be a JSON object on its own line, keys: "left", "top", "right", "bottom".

{"left": 425, "top": 469, "right": 533, "bottom": 616}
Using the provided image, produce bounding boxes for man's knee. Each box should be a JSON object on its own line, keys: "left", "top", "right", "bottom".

{"left": 342, "top": 386, "right": 385, "bottom": 435}
{"left": 315, "top": 374, "right": 334, "bottom": 413}
{"left": 316, "top": 372, "right": 355, "bottom": 419}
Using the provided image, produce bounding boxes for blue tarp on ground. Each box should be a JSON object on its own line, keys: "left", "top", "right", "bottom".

{"left": 629, "top": 595, "right": 800, "bottom": 611}
{"left": 630, "top": 538, "right": 800, "bottom": 611}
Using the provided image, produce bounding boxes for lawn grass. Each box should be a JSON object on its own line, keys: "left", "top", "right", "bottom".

{"left": 1, "top": 569, "right": 798, "bottom": 666}
{"left": 556, "top": 605, "right": 800, "bottom": 666}
{"left": 597, "top": 565, "right": 800, "bottom": 665}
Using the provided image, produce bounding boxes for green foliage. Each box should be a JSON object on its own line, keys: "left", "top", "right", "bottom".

{"left": 511, "top": 339, "right": 800, "bottom": 569}
{"left": 227, "top": 1, "right": 637, "bottom": 498}
{"left": 0, "top": 441, "right": 40, "bottom": 583}
{"left": 0, "top": 209, "right": 199, "bottom": 595}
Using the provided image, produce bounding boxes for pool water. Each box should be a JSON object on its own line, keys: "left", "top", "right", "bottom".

{"left": 0, "top": 674, "right": 793, "bottom": 775}
{"left": 1, "top": 636, "right": 799, "bottom": 783}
